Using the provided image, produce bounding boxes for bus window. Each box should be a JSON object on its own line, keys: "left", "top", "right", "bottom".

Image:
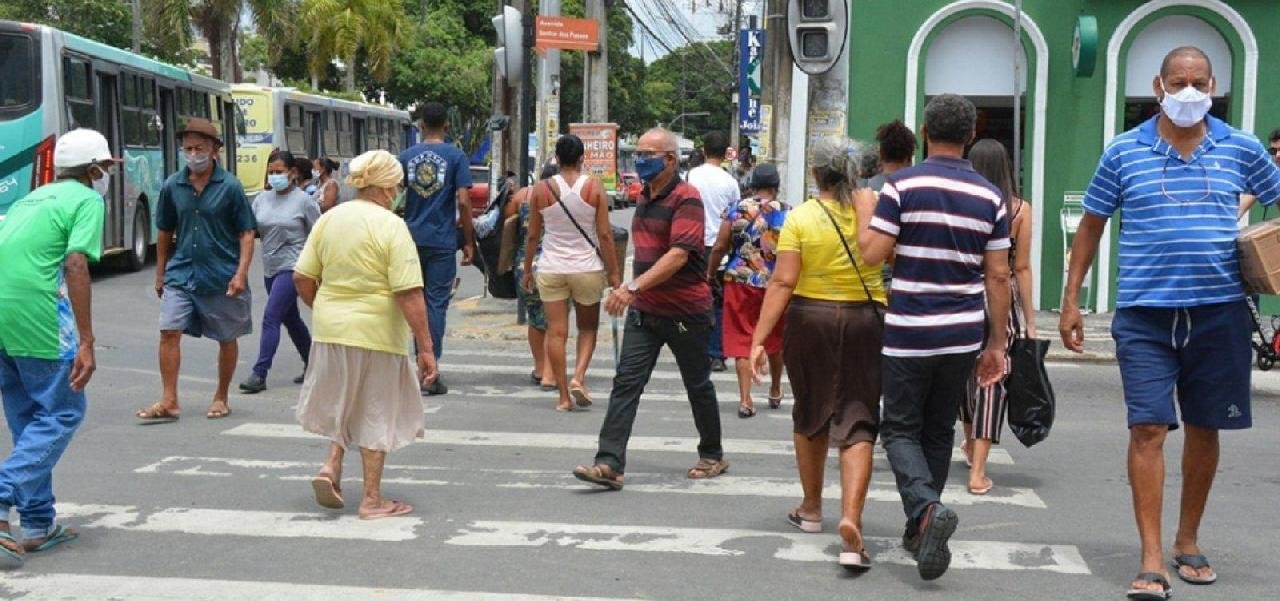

{"left": 323, "top": 111, "right": 338, "bottom": 157}
{"left": 0, "top": 32, "right": 36, "bottom": 115}
{"left": 62, "top": 56, "right": 95, "bottom": 129}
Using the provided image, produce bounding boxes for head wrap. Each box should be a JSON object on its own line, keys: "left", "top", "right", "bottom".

{"left": 346, "top": 150, "right": 402, "bottom": 190}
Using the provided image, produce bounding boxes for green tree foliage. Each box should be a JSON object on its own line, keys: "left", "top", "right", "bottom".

{"left": 643, "top": 40, "right": 736, "bottom": 138}
{"left": 147, "top": 0, "right": 295, "bottom": 82}
{"left": 553, "top": 0, "right": 653, "bottom": 137}
{"left": 301, "top": 0, "right": 407, "bottom": 92}
{"left": 0, "top": 0, "right": 193, "bottom": 65}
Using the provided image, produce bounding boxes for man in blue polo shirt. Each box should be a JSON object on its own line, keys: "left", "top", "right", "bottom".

{"left": 399, "top": 102, "right": 473, "bottom": 396}
{"left": 1061, "top": 46, "right": 1280, "bottom": 599}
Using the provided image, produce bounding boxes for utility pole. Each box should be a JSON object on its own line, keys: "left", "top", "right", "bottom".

{"left": 583, "top": 0, "right": 609, "bottom": 123}
{"left": 131, "top": 0, "right": 142, "bottom": 53}
{"left": 503, "top": 0, "right": 532, "bottom": 189}
{"left": 536, "top": 0, "right": 562, "bottom": 171}
{"left": 760, "top": 0, "right": 793, "bottom": 195}
{"left": 729, "top": 0, "right": 743, "bottom": 150}
{"left": 804, "top": 0, "right": 849, "bottom": 195}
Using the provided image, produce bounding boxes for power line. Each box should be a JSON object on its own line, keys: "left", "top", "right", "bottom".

{"left": 641, "top": 0, "right": 735, "bottom": 77}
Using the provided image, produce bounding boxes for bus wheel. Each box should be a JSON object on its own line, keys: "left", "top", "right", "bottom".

{"left": 124, "top": 204, "right": 150, "bottom": 272}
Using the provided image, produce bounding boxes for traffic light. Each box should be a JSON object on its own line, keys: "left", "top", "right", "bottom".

{"left": 787, "top": 0, "right": 848, "bottom": 75}
{"left": 493, "top": 6, "right": 524, "bottom": 84}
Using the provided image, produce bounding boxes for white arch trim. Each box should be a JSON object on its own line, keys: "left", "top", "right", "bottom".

{"left": 905, "top": 1, "right": 1049, "bottom": 309}
{"left": 1097, "top": 0, "right": 1259, "bottom": 311}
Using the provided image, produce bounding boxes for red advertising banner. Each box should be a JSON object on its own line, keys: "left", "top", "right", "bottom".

{"left": 536, "top": 16, "right": 600, "bottom": 52}
{"left": 569, "top": 122, "right": 618, "bottom": 191}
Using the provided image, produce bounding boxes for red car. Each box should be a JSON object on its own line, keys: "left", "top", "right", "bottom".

{"left": 468, "top": 165, "right": 490, "bottom": 218}
{"left": 622, "top": 172, "right": 641, "bottom": 206}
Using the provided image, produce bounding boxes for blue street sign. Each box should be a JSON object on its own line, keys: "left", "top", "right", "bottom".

{"left": 738, "top": 29, "right": 764, "bottom": 135}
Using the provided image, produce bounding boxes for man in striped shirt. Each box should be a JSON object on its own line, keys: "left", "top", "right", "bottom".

{"left": 1061, "top": 47, "right": 1280, "bottom": 598}
{"left": 859, "top": 94, "right": 1011, "bottom": 581}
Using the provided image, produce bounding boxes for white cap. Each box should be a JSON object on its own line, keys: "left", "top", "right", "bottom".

{"left": 53, "top": 129, "right": 121, "bottom": 169}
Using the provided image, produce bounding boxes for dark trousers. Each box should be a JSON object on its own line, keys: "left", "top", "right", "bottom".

{"left": 252, "top": 270, "right": 311, "bottom": 378}
{"left": 705, "top": 245, "right": 724, "bottom": 360}
{"left": 881, "top": 352, "right": 977, "bottom": 522}
{"left": 417, "top": 246, "right": 457, "bottom": 361}
{"left": 595, "top": 309, "right": 723, "bottom": 473}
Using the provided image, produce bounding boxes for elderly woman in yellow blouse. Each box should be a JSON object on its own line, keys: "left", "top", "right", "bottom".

{"left": 293, "top": 149, "right": 438, "bottom": 520}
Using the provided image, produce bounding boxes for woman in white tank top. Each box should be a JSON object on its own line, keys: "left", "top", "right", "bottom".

{"left": 521, "top": 135, "right": 622, "bottom": 412}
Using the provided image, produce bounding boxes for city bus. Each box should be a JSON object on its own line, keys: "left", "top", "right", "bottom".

{"left": 0, "top": 20, "right": 237, "bottom": 271}
{"left": 232, "top": 85, "right": 414, "bottom": 197}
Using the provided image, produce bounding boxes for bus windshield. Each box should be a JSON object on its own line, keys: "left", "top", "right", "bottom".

{"left": 0, "top": 31, "right": 38, "bottom": 120}
{"left": 233, "top": 89, "right": 273, "bottom": 145}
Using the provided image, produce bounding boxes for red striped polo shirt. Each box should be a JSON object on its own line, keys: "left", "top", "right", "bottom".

{"left": 631, "top": 178, "right": 712, "bottom": 323}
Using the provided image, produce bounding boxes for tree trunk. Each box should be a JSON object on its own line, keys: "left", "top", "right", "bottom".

{"left": 344, "top": 53, "right": 357, "bottom": 92}
{"left": 228, "top": 26, "right": 243, "bottom": 83}
{"left": 205, "top": 23, "right": 224, "bottom": 81}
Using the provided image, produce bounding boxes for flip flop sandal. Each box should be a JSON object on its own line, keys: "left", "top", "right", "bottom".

{"left": 738, "top": 404, "right": 756, "bottom": 419}
{"left": 786, "top": 510, "right": 822, "bottom": 533}
{"left": 540, "top": 384, "right": 559, "bottom": 392}
{"left": 311, "top": 476, "right": 345, "bottom": 509}
{"left": 569, "top": 385, "right": 592, "bottom": 408}
{"left": 137, "top": 403, "right": 180, "bottom": 424}
{"left": 968, "top": 477, "right": 993, "bottom": 496}
{"left": 359, "top": 500, "right": 413, "bottom": 521}
{"left": 206, "top": 406, "right": 232, "bottom": 419}
{"left": 1127, "top": 572, "right": 1173, "bottom": 600}
{"left": 573, "top": 464, "right": 623, "bottom": 490}
{"left": 25, "top": 524, "right": 77, "bottom": 553}
{"left": 767, "top": 394, "right": 783, "bottom": 409}
{"left": 1172, "top": 553, "right": 1217, "bottom": 585}
{"left": 529, "top": 371, "right": 542, "bottom": 385}
{"left": 838, "top": 520, "right": 872, "bottom": 572}
{"left": 687, "top": 458, "right": 729, "bottom": 480}
{"left": 0, "top": 532, "right": 23, "bottom": 569}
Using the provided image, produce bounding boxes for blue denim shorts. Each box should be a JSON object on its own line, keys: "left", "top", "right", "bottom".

{"left": 159, "top": 286, "right": 253, "bottom": 342}
{"left": 1112, "top": 301, "right": 1252, "bottom": 430}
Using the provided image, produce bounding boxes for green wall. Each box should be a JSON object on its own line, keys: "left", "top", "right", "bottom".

{"left": 845, "top": 0, "right": 1280, "bottom": 312}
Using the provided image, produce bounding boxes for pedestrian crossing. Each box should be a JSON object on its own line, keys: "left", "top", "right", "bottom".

{"left": 2, "top": 347, "right": 1093, "bottom": 598}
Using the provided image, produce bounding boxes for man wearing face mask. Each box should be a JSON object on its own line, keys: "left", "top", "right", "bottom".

{"left": 0, "top": 129, "right": 116, "bottom": 564}
{"left": 572, "top": 128, "right": 727, "bottom": 490}
{"left": 1061, "top": 47, "right": 1280, "bottom": 600}
{"left": 138, "top": 118, "right": 257, "bottom": 423}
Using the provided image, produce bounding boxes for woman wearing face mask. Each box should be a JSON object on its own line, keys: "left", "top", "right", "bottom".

{"left": 312, "top": 157, "right": 341, "bottom": 213}
{"left": 294, "top": 149, "right": 437, "bottom": 519}
{"left": 239, "top": 150, "right": 320, "bottom": 394}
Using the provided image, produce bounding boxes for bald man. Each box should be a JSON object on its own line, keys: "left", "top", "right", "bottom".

{"left": 572, "top": 128, "right": 727, "bottom": 490}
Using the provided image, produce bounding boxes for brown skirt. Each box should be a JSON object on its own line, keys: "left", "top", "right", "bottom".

{"left": 783, "top": 296, "right": 883, "bottom": 447}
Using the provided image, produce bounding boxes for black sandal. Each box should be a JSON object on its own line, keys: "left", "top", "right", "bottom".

{"left": 767, "top": 394, "right": 783, "bottom": 409}
{"left": 738, "top": 404, "right": 756, "bottom": 418}
{"left": 1172, "top": 553, "right": 1217, "bottom": 584}
{"left": 1126, "top": 572, "right": 1173, "bottom": 600}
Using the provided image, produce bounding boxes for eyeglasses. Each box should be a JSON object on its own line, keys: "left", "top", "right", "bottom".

{"left": 1160, "top": 157, "right": 1211, "bottom": 204}
{"left": 635, "top": 150, "right": 673, "bottom": 159}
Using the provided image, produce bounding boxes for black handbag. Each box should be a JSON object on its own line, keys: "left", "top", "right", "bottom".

{"left": 1005, "top": 337, "right": 1055, "bottom": 447}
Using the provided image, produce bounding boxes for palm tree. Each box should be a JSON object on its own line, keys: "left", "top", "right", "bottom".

{"left": 146, "top": 0, "right": 293, "bottom": 82}
{"left": 302, "top": 0, "right": 406, "bottom": 92}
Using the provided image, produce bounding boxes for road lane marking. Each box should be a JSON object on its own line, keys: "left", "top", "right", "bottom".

{"left": 0, "top": 573, "right": 636, "bottom": 601}
{"left": 53, "top": 502, "right": 422, "bottom": 541}
{"left": 447, "top": 521, "right": 1090, "bottom": 574}
{"left": 437, "top": 348, "right": 1083, "bottom": 369}
{"left": 136, "top": 456, "right": 1040, "bottom": 507}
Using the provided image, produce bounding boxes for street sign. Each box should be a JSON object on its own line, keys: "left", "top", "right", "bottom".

{"left": 535, "top": 16, "right": 600, "bottom": 52}
{"left": 570, "top": 122, "right": 618, "bottom": 192}
{"left": 738, "top": 29, "right": 764, "bottom": 135}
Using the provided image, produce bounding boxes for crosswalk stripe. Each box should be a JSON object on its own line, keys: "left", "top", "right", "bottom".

{"left": 136, "top": 456, "right": 1042, "bottom": 508}
{"left": 438, "top": 348, "right": 1083, "bottom": 370}
{"left": 450, "top": 363, "right": 748, "bottom": 384}
{"left": 452, "top": 385, "right": 758, "bottom": 406}
{"left": 222, "top": 423, "right": 1014, "bottom": 464}
{"left": 0, "top": 573, "right": 636, "bottom": 601}
{"left": 447, "top": 520, "right": 1090, "bottom": 574}
{"left": 54, "top": 502, "right": 422, "bottom": 541}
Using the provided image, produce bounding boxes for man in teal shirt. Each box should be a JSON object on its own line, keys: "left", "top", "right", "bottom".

{"left": 0, "top": 129, "right": 114, "bottom": 567}
{"left": 138, "top": 118, "right": 256, "bottom": 423}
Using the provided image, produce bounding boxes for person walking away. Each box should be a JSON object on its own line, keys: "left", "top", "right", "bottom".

{"left": 870, "top": 120, "right": 918, "bottom": 290}
{"left": 239, "top": 150, "right": 320, "bottom": 394}
{"left": 138, "top": 118, "right": 256, "bottom": 422}
{"left": 511, "top": 163, "right": 560, "bottom": 391}
{"left": 706, "top": 163, "right": 789, "bottom": 418}
{"left": 294, "top": 150, "right": 438, "bottom": 519}
{"left": 399, "top": 101, "right": 474, "bottom": 396}
{"left": 1060, "top": 47, "right": 1280, "bottom": 601}
{"left": 522, "top": 136, "right": 622, "bottom": 412}
{"left": 293, "top": 156, "right": 316, "bottom": 197}
{"left": 858, "top": 94, "right": 1011, "bottom": 581}
{"left": 572, "top": 127, "right": 727, "bottom": 489}
{"left": 687, "top": 131, "right": 740, "bottom": 373}
{"left": 0, "top": 129, "right": 113, "bottom": 566}
{"left": 751, "top": 139, "right": 884, "bottom": 570}
{"left": 313, "top": 157, "right": 341, "bottom": 212}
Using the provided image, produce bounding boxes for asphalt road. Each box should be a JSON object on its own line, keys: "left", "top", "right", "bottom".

{"left": 2, "top": 210, "right": 1279, "bottom": 600}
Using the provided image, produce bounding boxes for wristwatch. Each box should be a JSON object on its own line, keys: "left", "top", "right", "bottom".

{"left": 626, "top": 280, "right": 640, "bottom": 293}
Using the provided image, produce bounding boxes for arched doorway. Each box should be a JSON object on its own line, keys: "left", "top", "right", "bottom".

{"left": 1123, "top": 15, "right": 1233, "bottom": 132}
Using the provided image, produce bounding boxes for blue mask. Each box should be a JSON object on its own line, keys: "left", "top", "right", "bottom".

{"left": 635, "top": 156, "right": 667, "bottom": 183}
{"left": 267, "top": 173, "right": 291, "bottom": 192}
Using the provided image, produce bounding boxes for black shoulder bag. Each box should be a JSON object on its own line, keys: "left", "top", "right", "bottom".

{"left": 813, "top": 197, "right": 884, "bottom": 320}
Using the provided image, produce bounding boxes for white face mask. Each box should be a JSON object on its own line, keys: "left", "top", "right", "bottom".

{"left": 312, "top": 169, "right": 322, "bottom": 180}
{"left": 1160, "top": 78, "right": 1214, "bottom": 128}
{"left": 184, "top": 151, "right": 213, "bottom": 174}
{"left": 91, "top": 168, "right": 110, "bottom": 198}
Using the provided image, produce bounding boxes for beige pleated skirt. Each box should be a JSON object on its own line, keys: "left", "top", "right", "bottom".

{"left": 296, "top": 342, "right": 425, "bottom": 452}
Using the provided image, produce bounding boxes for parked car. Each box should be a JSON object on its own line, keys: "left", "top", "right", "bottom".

{"left": 622, "top": 172, "right": 642, "bottom": 206}
{"left": 468, "top": 165, "right": 491, "bottom": 218}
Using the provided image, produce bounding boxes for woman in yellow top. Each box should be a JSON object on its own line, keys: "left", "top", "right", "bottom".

{"left": 752, "top": 136, "right": 884, "bottom": 571}
{"left": 293, "top": 149, "right": 438, "bottom": 520}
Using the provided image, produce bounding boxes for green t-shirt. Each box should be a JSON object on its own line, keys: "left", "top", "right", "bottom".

{"left": 0, "top": 180, "right": 105, "bottom": 360}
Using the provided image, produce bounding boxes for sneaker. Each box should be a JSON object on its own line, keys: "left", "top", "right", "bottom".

{"left": 423, "top": 377, "right": 448, "bottom": 396}
{"left": 902, "top": 520, "right": 921, "bottom": 557}
{"left": 709, "top": 358, "right": 727, "bottom": 372}
{"left": 916, "top": 503, "right": 958, "bottom": 581}
{"left": 239, "top": 374, "right": 267, "bottom": 394}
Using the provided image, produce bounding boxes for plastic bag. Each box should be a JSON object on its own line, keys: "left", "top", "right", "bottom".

{"left": 1005, "top": 337, "right": 1055, "bottom": 447}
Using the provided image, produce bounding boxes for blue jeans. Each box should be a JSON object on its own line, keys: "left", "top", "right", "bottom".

{"left": 252, "top": 270, "right": 311, "bottom": 379}
{"left": 417, "top": 247, "right": 457, "bottom": 360}
{"left": 0, "top": 352, "right": 85, "bottom": 539}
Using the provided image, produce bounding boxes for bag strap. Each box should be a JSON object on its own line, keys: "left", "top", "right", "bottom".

{"left": 544, "top": 179, "right": 605, "bottom": 262}
{"left": 813, "top": 197, "right": 883, "bottom": 315}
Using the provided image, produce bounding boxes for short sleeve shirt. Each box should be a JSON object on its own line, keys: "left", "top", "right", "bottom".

{"left": 869, "top": 156, "right": 1010, "bottom": 357}
{"left": 1083, "top": 115, "right": 1280, "bottom": 308}
{"left": 777, "top": 198, "right": 885, "bottom": 302}
{"left": 631, "top": 179, "right": 712, "bottom": 323}
{"left": 156, "top": 164, "right": 257, "bottom": 295}
{"left": 0, "top": 181, "right": 105, "bottom": 360}
{"left": 253, "top": 188, "right": 320, "bottom": 277}
{"left": 294, "top": 200, "right": 424, "bottom": 355}
{"left": 687, "top": 163, "right": 741, "bottom": 246}
{"left": 723, "top": 197, "right": 790, "bottom": 289}
{"left": 399, "top": 142, "right": 473, "bottom": 249}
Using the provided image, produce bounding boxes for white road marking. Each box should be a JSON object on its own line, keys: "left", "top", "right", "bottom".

{"left": 222, "top": 423, "right": 1014, "bottom": 464}
{"left": 451, "top": 363, "right": 750, "bottom": 384}
{"left": 0, "top": 573, "right": 635, "bottom": 601}
{"left": 137, "top": 456, "right": 1041, "bottom": 507}
{"left": 438, "top": 348, "right": 1083, "bottom": 370}
{"left": 53, "top": 503, "right": 422, "bottom": 541}
{"left": 447, "top": 521, "right": 1090, "bottom": 574}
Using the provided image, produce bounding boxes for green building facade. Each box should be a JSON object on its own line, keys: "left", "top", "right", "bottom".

{"left": 843, "top": 0, "right": 1280, "bottom": 312}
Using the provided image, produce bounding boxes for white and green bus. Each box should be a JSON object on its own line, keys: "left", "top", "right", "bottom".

{"left": 232, "top": 85, "right": 414, "bottom": 197}
{"left": 0, "top": 20, "right": 237, "bottom": 270}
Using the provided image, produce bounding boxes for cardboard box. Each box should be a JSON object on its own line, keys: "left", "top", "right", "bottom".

{"left": 1239, "top": 219, "right": 1280, "bottom": 294}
